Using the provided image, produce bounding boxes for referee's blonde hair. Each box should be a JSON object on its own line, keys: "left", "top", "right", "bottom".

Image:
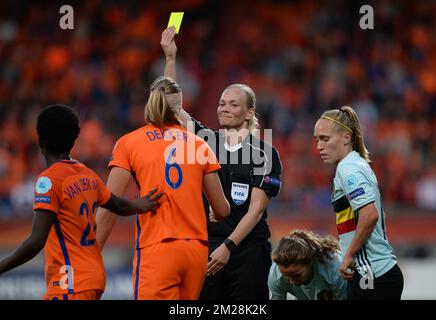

{"left": 223, "top": 84, "right": 260, "bottom": 135}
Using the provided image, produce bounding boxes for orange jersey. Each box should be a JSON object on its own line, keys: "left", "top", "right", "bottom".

{"left": 109, "top": 124, "right": 220, "bottom": 248}
{"left": 33, "top": 160, "right": 111, "bottom": 295}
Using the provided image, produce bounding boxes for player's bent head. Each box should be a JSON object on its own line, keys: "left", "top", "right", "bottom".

{"left": 36, "top": 104, "right": 80, "bottom": 155}
{"left": 145, "top": 76, "right": 182, "bottom": 127}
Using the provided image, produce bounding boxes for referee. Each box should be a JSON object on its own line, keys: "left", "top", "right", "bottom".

{"left": 161, "top": 27, "right": 283, "bottom": 299}
{"left": 192, "top": 111, "right": 282, "bottom": 300}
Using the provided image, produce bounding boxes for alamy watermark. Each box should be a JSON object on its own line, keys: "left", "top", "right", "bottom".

{"left": 359, "top": 5, "right": 374, "bottom": 30}
{"left": 59, "top": 4, "right": 374, "bottom": 30}
{"left": 59, "top": 5, "right": 74, "bottom": 30}
{"left": 59, "top": 4, "right": 375, "bottom": 31}
{"left": 59, "top": 265, "right": 74, "bottom": 290}
{"left": 359, "top": 265, "right": 375, "bottom": 290}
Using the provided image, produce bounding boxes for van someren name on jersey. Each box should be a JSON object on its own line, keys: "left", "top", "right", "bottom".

{"left": 169, "top": 304, "right": 268, "bottom": 317}
{"left": 64, "top": 177, "right": 100, "bottom": 199}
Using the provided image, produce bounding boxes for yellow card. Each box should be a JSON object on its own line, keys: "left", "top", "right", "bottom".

{"left": 168, "top": 12, "right": 184, "bottom": 34}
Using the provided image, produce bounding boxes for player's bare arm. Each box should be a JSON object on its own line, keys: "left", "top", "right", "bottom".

{"left": 203, "top": 172, "right": 230, "bottom": 221}
{"left": 161, "top": 27, "right": 191, "bottom": 127}
{"left": 0, "top": 210, "right": 56, "bottom": 275}
{"left": 102, "top": 188, "right": 163, "bottom": 217}
{"left": 96, "top": 167, "right": 132, "bottom": 249}
{"left": 339, "top": 202, "right": 378, "bottom": 279}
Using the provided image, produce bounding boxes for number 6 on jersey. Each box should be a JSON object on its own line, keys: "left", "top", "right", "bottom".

{"left": 165, "top": 147, "right": 183, "bottom": 189}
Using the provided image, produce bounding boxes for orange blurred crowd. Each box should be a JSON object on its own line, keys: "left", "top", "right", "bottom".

{"left": 0, "top": 0, "right": 435, "bottom": 218}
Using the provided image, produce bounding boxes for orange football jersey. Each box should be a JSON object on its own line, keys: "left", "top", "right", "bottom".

{"left": 109, "top": 124, "right": 220, "bottom": 249}
{"left": 33, "top": 160, "right": 111, "bottom": 295}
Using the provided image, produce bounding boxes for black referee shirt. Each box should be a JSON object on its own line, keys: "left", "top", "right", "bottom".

{"left": 189, "top": 118, "right": 282, "bottom": 246}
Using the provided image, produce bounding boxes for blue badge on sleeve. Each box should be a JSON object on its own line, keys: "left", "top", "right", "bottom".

{"left": 345, "top": 174, "right": 357, "bottom": 188}
{"left": 35, "top": 177, "right": 52, "bottom": 194}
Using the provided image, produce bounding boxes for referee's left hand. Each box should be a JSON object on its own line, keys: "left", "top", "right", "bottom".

{"left": 207, "top": 244, "right": 230, "bottom": 276}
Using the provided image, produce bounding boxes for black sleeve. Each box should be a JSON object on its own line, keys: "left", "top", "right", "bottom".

{"left": 186, "top": 117, "right": 215, "bottom": 135}
{"left": 187, "top": 117, "right": 219, "bottom": 156}
{"left": 251, "top": 146, "right": 282, "bottom": 198}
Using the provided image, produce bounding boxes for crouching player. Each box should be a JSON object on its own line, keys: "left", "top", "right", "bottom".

{"left": 269, "top": 230, "right": 347, "bottom": 300}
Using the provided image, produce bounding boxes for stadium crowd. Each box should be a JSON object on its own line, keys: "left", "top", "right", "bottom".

{"left": 0, "top": 0, "right": 435, "bottom": 218}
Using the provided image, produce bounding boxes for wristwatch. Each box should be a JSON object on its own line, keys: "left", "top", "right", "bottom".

{"left": 223, "top": 238, "right": 237, "bottom": 253}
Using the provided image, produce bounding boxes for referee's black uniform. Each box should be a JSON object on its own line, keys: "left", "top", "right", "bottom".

{"left": 189, "top": 118, "right": 282, "bottom": 300}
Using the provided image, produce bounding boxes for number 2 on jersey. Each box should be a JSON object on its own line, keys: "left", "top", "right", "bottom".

{"left": 79, "top": 201, "right": 98, "bottom": 246}
{"left": 165, "top": 147, "right": 183, "bottom": 189}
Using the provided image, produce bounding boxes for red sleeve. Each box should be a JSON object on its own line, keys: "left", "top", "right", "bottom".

{"left": 33, "top": 175, "right": 61, "bottom": 214}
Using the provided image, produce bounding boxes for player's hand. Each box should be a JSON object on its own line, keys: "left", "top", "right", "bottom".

{"left": 339, "top": 254, "right": 355, "bottom": 280}
{"left": 136, "top": 187, "right": 163, "bottom": 213}
{"left": 161, "top": 27, "right": 177, "bottom": 59}
{"left": 207, "top": 244, "right": 230, "bottom": 276}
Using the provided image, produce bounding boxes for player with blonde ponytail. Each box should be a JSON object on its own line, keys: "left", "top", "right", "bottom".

{"left": 314, "top": 106, "right": 403, "bottom": 300}
{"left": 96, "top": 75, "right": 230, "bottom": 299}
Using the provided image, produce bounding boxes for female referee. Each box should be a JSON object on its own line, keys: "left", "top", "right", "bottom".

{"left": 313, "top": 106, "right": 403, "bottom": 299}
{"left": 161, "top": 27, "right": 283, "bottom": 300}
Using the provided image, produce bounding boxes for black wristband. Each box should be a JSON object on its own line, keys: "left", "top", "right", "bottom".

{"left": 223, "top": 238, "right": 237, "bottom": 253}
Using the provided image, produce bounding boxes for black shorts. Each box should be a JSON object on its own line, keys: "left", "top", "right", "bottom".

{"left": 200, "top": 240, "right": 271, "bottom": 300}
{"left": 347, "top": 263, "right": 404, "bottom": 300}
